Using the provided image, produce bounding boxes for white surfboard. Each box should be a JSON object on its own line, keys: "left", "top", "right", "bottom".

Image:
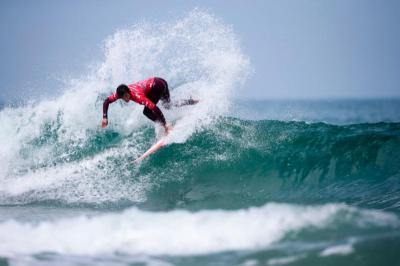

{"left": 135, "top": 127, "right": 172, "bottom": 163}
{"left": 134, "top": 135, "right": 167, "bottom": 164}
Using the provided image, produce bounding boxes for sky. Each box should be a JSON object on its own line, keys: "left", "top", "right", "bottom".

{"left": 0, "top": 0, "right": 399, "bottom": 102}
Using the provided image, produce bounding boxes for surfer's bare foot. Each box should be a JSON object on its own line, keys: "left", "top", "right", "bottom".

{"left": 185, "top": 97, "right": 199, "bottom": 105}
{"left": 188, "top": 97, "right": 199, "bottom": 105}
{"left": 172, "top": 98, "right": 199, "bottom": 107}
{"left": 188, "top": 98, "right": 199, "bottom": 105}
{"left": 164, "top": 124, "right": 173, "bottom": 135}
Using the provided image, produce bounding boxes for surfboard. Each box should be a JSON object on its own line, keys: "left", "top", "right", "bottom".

{"left": 134, "top": 136, "right": 167, "bottom": 164}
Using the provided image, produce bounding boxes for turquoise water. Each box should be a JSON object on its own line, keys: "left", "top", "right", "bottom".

{"left": 1, "top": 106, "right": 400, "bottom": 266}
{"left": 1, "top": 10, "right": 400, "bottom": 266}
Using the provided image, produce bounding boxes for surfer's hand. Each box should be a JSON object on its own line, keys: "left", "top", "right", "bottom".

{"left": 102, "top": 118, "right": 108, "bottom": 128}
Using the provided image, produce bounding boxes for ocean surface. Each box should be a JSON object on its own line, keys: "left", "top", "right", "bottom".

{"left": 1, "top": 10, "right": 400, "bottom": 266}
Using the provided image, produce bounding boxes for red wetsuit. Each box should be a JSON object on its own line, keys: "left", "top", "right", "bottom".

{"left": 103, "top": 77, "right": 170, "bottom": 125}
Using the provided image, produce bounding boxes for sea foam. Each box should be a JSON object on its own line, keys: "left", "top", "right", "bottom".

{"left": 0, "top": 10, "right": 250, "bottom": 205}
{"left": 0, "top": 203, "right": 397, "bottom": 257}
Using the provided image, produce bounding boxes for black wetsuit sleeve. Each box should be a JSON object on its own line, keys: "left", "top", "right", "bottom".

{"left": 103, "top": 94, "right": 120, "bottom": 118}
{"left": 103, "top": 98, "right": 111, "bottom": 118}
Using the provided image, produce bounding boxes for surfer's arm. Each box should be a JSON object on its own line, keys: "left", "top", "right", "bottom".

{"left": 103, "top": 94, "right": 119, "bottom": 118}
{"left": 102, "top": 94, "right": 119, "bottom": 128}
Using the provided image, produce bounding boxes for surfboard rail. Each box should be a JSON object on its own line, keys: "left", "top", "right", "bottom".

{"left": 134, "top": 138, "right": 166, "bottom": 164}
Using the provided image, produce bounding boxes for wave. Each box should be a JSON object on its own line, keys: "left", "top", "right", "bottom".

{"left": 0, "top": 203, "right": 398, "bottom": 257}
{"left": 234, "top": 99, "right": 400, "bottom": 125}
{"left": 0, "top": 10, "right": 250, "bottom": 207}
{"left": 0, "top": 10, "right": 399, "bottom": 211}
{"left": 1, "top": 117, "right": 399, "bottom": 211}
{"left": 140, "top": 118, "right": 400, "bottom": 211}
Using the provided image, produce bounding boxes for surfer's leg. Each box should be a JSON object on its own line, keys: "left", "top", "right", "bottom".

{"left": 146, "top": 78, "right": 166, "bottom": 104}
{"left": 157, "top": 78, "right": 171, "bottom": 109}
{"left": 143, "top": 107, "right": 158, "bottom": 122}
{"left": 149, "top": 78, "right": 196, "bottom": 108}
{"left": 147, "top": 78, "right": 171, "bottom": 109}
{"left": 160, "top": 79, "right": 170, "bottom": 101}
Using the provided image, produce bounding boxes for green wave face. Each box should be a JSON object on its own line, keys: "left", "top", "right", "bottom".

{"left": 138, "top": 119, "right": 400, "bottom": 211}
{"left": 2, "top": 116, "right": 400, "bottom": 211}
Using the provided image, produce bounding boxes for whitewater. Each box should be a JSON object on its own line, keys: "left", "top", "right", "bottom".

{"left": 1, "top": 10, "right": 400, "bottom": 266}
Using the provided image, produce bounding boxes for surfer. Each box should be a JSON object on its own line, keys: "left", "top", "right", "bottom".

{"left": 101, "top": 77, "right": 198, "bottom": 133}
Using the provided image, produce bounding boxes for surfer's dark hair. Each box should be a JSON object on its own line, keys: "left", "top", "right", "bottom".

{"left": 116, "top": 84, "right": 130, "bottom": 98}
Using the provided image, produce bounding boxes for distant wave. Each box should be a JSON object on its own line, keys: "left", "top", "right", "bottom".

{"left": 0, "top": 203, "right": 398, "bottom": 257}
{"left": 234, "top": 99, "right": 400, "bottom": 125}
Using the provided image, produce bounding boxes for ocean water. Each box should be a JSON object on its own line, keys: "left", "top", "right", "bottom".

{"left": 1, "top": 10, "right": 400, "bottom": 266}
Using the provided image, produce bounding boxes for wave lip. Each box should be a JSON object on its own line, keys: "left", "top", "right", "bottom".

{"left": 0, "top": 203, "right": 398, "bottom": 257}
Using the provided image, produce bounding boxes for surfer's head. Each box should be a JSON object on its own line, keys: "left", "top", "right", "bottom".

{"left": 116, "top": 84, "right": 130, "bottom": 102}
